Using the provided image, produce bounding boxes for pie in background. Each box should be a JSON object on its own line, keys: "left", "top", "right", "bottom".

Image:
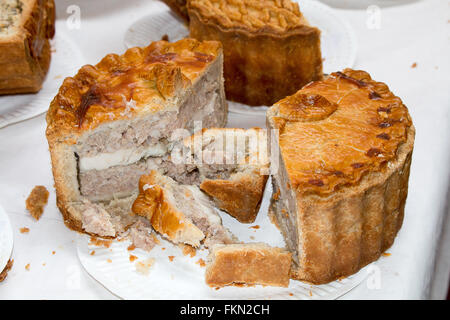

{"left": 0, "top": 0, "right": 55, "bottom": 94}
{"left": 161, "top": 0, "right": 189, "bottom": 22}
{"left": 188, "top": 0, "right": 323, "bottom": 106}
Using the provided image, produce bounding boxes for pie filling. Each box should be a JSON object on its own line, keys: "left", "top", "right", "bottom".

{"left": 75, "top": 71, "right": 223, "bottom": 202}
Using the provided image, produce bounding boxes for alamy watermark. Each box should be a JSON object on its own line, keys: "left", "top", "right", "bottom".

{"left": 66, "top": 5, "right": 81, "bottom": 30}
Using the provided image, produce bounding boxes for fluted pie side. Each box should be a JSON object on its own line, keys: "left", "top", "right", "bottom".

{"left": 271, "top": 127, "right": 413, "bottom": 284}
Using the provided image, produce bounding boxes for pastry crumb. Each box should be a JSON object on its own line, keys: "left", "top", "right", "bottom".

{"left": 135, "top": 258, "right": 155, "bottom": 275}
{"left": 250, "top": 225, "right": 260, "bottom": 229}
{"left": 181, "top": 244, "right": 196, "bottom": 257}
{"left": 196, "top": 258, "right": 206, "bottom": 267}
{"left": 289, "top": 293, "right": 293, "bottom": 296}
{"left": 168, "top": 256, "right": 175, "bottom": 262}
{"left": 411, "top": 62, "right": 417, "bottom": 68}
{"left": 152, "top": 233, "right": 161, "bottom": 245}
{"left": 382, "top": 252, "right": 391, "bottom": 257}
{"left": 25, "top": 263, "right": 30, "bottom": 271}
{"left": 161, "top": 34, "right": 169, "bottom": 41}
{"left": 249, "top": 236, "right": 255, "bottom": 240}
{"left": 89, "top": 236, "right": 112, "bottom": 248}
{"left": 0, "top": 259, "right": 14, "bottom": 282}
{"left": 106, "top": 259, "right": 112, "bottom": 263}
{"left": 52, "top": 251, "right": 56, "bottom": 255}
{"left": 127, "top": 244, "right": 136, "bottom": 251}
{"left": 25, "top": 186, "right": 49, "bottom": 220}
{"left": 90, "top": 250, "right": 96, "bottom": 256}
{"left": 129, "top": 254, "right": 138, "bottom": 262}
{"left": 20, "top": 227, "right": 29, "bottom": 234}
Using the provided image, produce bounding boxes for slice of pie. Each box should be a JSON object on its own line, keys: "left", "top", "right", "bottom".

{"left": 205, "top": 243, "right": 292, "bottom": 288}
{"left": 188, "top": 0, "right": 323, "bottom": 106}
{"left": 172, "top": 127, "right": 269, "bottom": 223}
{"left": 46, "top": 38, "right": 228, "bottom": 237}
{"left": 132, "top": 170, "right": 235, "bottom": 248}
{"left": 267, "top": 69, "right": 415, "bottom": 284}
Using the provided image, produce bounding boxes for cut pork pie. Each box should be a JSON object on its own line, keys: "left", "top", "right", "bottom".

{"left": 267, "top": 69, "right": 415, "bottom": 284}
{"left": 46, "top": 38, "right": 228, "bottom": 237}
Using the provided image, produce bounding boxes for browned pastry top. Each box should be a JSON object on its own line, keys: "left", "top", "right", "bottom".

{"left": 188, "top": 0, "right": 310, "bottom": 33}
{"left": 271, "top": 69, "right": 413, "bottom": 196}
{"left": 46, "top": 39, "right": 221, "bottom": 141}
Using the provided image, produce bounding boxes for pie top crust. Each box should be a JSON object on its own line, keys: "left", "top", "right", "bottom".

{"left": 188, "top": 0, "right": 311, "bottom": 34}
{"left": 270, "top": 69, "right": 413, "bottom": 196}
{"left": 46, "top": 39, "right": 222, "bottom": 141}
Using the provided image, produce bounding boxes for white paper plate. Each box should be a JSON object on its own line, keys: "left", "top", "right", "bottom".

{"left": 0, "top": 205, "right": 14, "bottom": 275}
{"left": 123, "top": 0, "right": 357, "bottom": 115}
{"left": 77, "top": 177, "right": 368, "bottom": 300}
{"left": 0, "top": 30, "right": 84, "bottom": 129}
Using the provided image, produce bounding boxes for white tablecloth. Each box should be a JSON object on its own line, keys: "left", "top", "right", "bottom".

{"left": 0, "top": 0, "right": 448, "bottom": 299}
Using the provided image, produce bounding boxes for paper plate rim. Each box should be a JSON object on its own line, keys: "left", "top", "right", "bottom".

{"left": 0, "top": 204, "right": 14, "bottom": 274}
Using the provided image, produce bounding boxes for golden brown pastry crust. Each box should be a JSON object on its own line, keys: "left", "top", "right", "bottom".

{"left": 0, "top": 0, "right": 55, "bottom": 94}
{"left": 46, "top": 38, "right": 222, "bottom": 143}
{"left": 161, "top": 0, "right": 189, "bottom": 22}
{"left": 200, "top": 173, "right": 268, "bottom": 223}
{"left": 271, "top": 69, "right": 413, "bottom": 196}
{"left": 188, "top": 0, "right": 323, "bottom": 106}
{"left": 267, "top": 69, "right": 415, "bottom": 284}
{"left": 205, "top": 243, "right": 291, "bottom": 287}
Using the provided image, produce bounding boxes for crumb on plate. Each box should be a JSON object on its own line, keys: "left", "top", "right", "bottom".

{"left": 20, "top": 227, "right": 29, "bottom": 234}
{"left": 89, "top": 236, "right": 112, "bottom": 248}
{"left": 135, "top": 258, "right": 155, "bottom": 275}
{"left": 181, "top": 244, "right": 196, "bottom": 257}
{"left": 196, "top": 258, "right": 206, "bottom": 267}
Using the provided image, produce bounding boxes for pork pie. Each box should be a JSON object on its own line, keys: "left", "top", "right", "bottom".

{"left": 188, "top": 0, "right": 323, "bottom": 106}
{"left": 267, "top": 69, "right": 415, "bottom": 284}
{"left": 46, "top": 38, "right": 227, "bottom": 237}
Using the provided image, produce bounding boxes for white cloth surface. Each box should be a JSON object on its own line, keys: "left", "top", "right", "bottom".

{"left": 0, "top": 0, "right": 449, "bottom": 299}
